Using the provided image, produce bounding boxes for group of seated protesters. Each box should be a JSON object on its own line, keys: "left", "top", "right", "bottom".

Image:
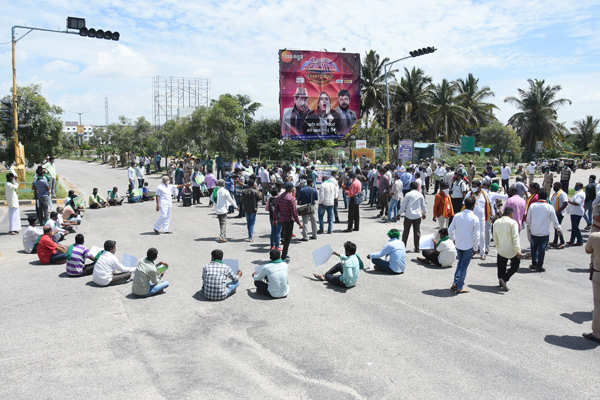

{"left": 89, "top": 184, "right": 154, "bottom": 208}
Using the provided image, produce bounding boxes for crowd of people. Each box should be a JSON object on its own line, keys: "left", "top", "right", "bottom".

{"left": 4, "top": 153, "right": 599, "bottom": 344}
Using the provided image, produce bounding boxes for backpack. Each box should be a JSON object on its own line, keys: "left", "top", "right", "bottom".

{"left": 354, "top": 191, "right": 364, "bottom": 204}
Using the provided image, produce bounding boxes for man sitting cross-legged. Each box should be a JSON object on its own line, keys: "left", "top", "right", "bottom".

{"left": 132, "top": 247, "right": 170, "bottom": 297}
{"left": 92, "top": 240, "right": 136, "bottom": 286}
{"left": 201, "top": 249, "right": 243, "bottom": 300}
{"left": 313, "top": 241, "right": 360, "bottom": 288}
{"left": 252, "top": 248, "right": 289, "bottom": 298}
{"left": 65, "top": 233, "right": 97, "bottom": 277}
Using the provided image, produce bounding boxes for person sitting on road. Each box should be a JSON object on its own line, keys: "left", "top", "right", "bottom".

{"left": 313, "top": 241, "right": 360, "bottom": 288}
{"left": 45, "top": 211, "right": 69, "bottom": 242}
{"left": 61, "top": 204, "right": 82, "bottom": 225}
{"left": 252, "top": 248, "right": 289, "bottom": 298}
{"left": 89, "top": 187, "right": 109, "bottom": 209}
{"left": 55, "top": 207, "right": 78, "bottom": 232}
{"left": 367, "top": 229, "right": 407, "bottom": 274}
{"left": 201, "top": 249, "right": 242, "bottom": 300}
{"left": 417, "top": 228, "right": 457, "bottom": 268}
{"left": 108, "top": 187, "right": 124, "bottom": 206}
{"left": 92, "top": 240, "right": 136, "bottom": 286}
{"left": 132, "top": 247, "right": 170, "bottom": 297}
{"left": 142, "top": 181, "right": 155, "bottom": 201}
{"left": 127, "top": 183, "right": 142, "bottom": 203}
{"left": 37, "top": 226, "right": 68, "bottom": 264}
{"left": 65, "top": 233, "right": 96, "bottom": 277}
{"left": 23, "top": 215, "right": 43, "bottom": 254}
{"left": 66, "top": 190, "right": 85, "bottom": 213}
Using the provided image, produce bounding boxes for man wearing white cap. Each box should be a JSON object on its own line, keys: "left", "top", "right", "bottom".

{"left": 282, "top": 86, "right": 310, "bottom": 136}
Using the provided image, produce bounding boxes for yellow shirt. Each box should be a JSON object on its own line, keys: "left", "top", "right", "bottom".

{"left": 493, "top": 216, "right": 521, "bottom": 259}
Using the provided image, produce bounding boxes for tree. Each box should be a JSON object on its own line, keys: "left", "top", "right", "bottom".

{"left": 361, "top": 50, "right": 394, "bottom": 128}
{"left": 429, "top": 79, "right": 469, "bottom": 142}
{"left": 479, "top": 122, "right": 522, "bottom": 162}
{"left": 571, "top": 115, "right": 599, "bottom": 152}
{"left": 0, "top": 84, "right": 63, "bottom": 166}
{"left": 392, "top": 67, "right": 432, "bottom": 139}
{"left": 504, "top": 79, "right": 571, "bottom": 157}
{"left": 206, "top": 94, "right": 246, "bottom": 158}
{"left": 247, "top": 119, "right": 279, "bottom": 158}
{"left": 455, "top": 73, "right": 497, "bottom": 133}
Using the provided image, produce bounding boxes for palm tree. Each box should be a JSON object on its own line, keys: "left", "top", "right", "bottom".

{"left": 455, "top": 73, "right": 497, "bottom": 132}
{"left": 393, "top": 67, "right": 432, "bottom": 132}
{"left": 361, "top": 50, "right": 395, "bottom": 128}
{"left": 429, "top": 79, "right": 469, "bottom": 142}
{"left": 504, "top": 79, "right": 571, "bottom": 155}
{"left": 571, "top": 115, "right": 599, "bottom": 151}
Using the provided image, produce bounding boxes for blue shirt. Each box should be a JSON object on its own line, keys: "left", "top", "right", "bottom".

{"left": 369, "top": 238, "right": 407, "bottom": 273}
{"left": 400, "top": 172, "right": 413, "bottom": 188}
{"left": 297, "top": 186, "right": 318, "bottom": 205}
{"left": 33, "top": 176, "right": 50, "bottom": 198}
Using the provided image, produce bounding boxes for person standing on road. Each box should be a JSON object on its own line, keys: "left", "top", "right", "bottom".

{"left": 344, "top": 172, "right": 362, "bottom": 232}
{"left": 550, "top": 182, "right": 568, "bottom": 249}
{"left": 241, "top": 178, "right": 262, "bottom": 242}
{"left": 433, "top": 182, "right": 454, "bottom": 229}
{"left": 501, "top": 163, "right": 511, "bottom": 193}
{"left": 448, "top": 196, "right": 480, "bottom": 294}
{"left": 493, "top": 207, "right": 522, "bottom": 291}
{"left": 298, "top": 178, "right": 318, "bottom": 240}
{"left": 434, "top": 162, "right": 446, "bottom": 194}
{"left": 583, "top": 232, "right": 600, "bottom": 344}
{"left": 449, "top": 171, "right": 468, "bottom": 224}
{"left": 135, "top": 162, "right": 145, "bottom": 188}
{"left": 567, "top": 182, "right": 586, "bottom": 246}
{"left": 43, "top": 156, "right": 57, "bottom": 198}
{"left": 32, "top": 166, "right": 52, "bottom": 224}
{"left": 400, "top": 182, "right": 426, "bottom": 253}
{"left": 214, "top": 179, "right": 238, "bottom": 243}
{"left": 318, "top": 175, "right": 336, "bottom": 234}
{"left": 560, "top": 164, "right": 572, "bottom": 192}
{"left": 542, "top": 167, "right": 553, "bottom": 197}
{"left": 127, "top": 162, "right": 136, "bottom": 189}
{"left": 583, "top": 175, "right": 596, "bottom": 231}
{"left": 527, "top": 161, "right": 536, "bottom": 187}
{"left": 387, "top": 172, "right": 403, "bottom": 223}
{"left": 275, "top": 182, "right": 303, "bottom": 261}
{"left": 5, "top": 173, "right": 21, "bottom": 235}
{"left": 526, "top": 190, "right": 561, "bottom": 272}
{"left": 154, "top": 176, "right": 176, "bottom": 234}
{"left": 464, "top": 180, "right": 492, "bottom": 260}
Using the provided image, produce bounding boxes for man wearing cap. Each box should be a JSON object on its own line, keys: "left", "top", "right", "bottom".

{"left": 367, "top": 229, "right": 407, "bottom": 274}
{"left": 283, "top": 87, "right": 310, "bottom": 136}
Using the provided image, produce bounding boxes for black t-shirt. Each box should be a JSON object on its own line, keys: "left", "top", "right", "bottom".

{"left": 585, "top": 183, "right": 596, "bottom": 203}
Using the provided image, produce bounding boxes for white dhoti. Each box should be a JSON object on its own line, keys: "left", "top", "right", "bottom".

{"left": 154, "top": 201, "right": 172, "bottom": 232}
{"left": 8, "top": 207, "right": 21, "bottom": 232}
{"left": 474, "top": 210, "right": 486, "bottom": 256}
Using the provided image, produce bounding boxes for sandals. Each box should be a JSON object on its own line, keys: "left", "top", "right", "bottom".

{"left": 313, "top": 274, "right": 325, "bottom": 281}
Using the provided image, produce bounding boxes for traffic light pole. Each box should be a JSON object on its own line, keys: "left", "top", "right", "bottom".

{"left": 10, "top": 25, "right": 80, "bottom": 182}
{"left": 383, "top": 56, "right": 411, "bottom": 163}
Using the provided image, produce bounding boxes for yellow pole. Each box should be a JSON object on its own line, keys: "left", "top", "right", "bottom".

{"left": 386, "top": 109, "right": 391, "bottom": 163}
{"left": 11, "top": 34, "right": 26, "bottom": 182}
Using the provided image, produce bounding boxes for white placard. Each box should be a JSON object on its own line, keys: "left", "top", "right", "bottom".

{"left": 223, "top": 259, "right": 239, "bottom": 275}
{"left": 122, "top": 253, "right": 138, "bottom": 268}
{"left": 355, "top": 140, "right": 367, "bottom": 149}
{"left": 312, "top": 244, "right": 333, "bottom": 266}
{"left": 419, "top": 234, "right": 435, "bottom": 250}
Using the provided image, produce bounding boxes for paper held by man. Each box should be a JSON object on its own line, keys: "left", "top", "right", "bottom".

{"left": 312, "top": 244, "right": 333, "bottom": 266}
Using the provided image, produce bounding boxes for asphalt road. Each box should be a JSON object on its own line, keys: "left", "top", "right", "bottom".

{"left": 0, "top": 159, "right": 598, "bottom": 399}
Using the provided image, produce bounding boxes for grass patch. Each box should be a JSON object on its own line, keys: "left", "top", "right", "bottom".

{"left": 0, "top": 169, "right": 67, "bottom": 201}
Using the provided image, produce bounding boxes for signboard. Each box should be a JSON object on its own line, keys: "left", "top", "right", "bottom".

{"left": 535, "top": 141, "right": 543, "bottom": 153}
{"left": 279, "top": 50, "right": 361, "bottom": 140}
{"left": 77, "top": 125, "right": 85, "bottom": 135}
{"left": 397, "top": 140, "right": 413, "bottom": 161}
{"left": 355, "top": 140, "right": 367, "bottom": 149}
{"left": 460, "top": 136, "right": 475, "bottom": 153}
{"left": 351, "top": 148, "right": 376, "bottom": 164}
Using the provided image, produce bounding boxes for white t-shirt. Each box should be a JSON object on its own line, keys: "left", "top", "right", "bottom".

{"left": 527, "top": 165, "right": 536, "bottom": 174}
{"left": 155, "top": 183, "right": 174, "bottom": 203}
{"left": 93, "top": 251, "right": 135, "bottom": 286}
{"left": 127, "top": 167, "right": 135, "bottom": 181}
{"left": 23, "top": 226, "right": 43, "bottom": 253}
{"left": 501, "top": 166, "right": 511, "bottom": 180}
{"left": 450, "top": 180, "right": 467, "bottom": 198}
{"left": 568, "top": 190, "right": 586, "bottom": 216}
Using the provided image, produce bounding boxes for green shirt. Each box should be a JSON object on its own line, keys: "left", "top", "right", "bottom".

{"left": 132, "top": 258, "right": 160, "bottom": 296}
{"left": 43, "top": 162, "right": 56, "bottom": 178}
{"left": 339, "top": 254, "right": 360, "bottom": 287}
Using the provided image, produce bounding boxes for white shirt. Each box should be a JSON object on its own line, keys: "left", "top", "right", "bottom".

{"left": 45, "top": 219, "right": 66, "bottom": 242}
{"left": 127, "top": 167, "right": 135, "bottom": 181}
{"left": 330, "top": 177, "right": 340, "bottom": 199}
{"left": 449, "top": 209, "right": 480, "bottom": 251}
{"left": 214, "top": 187, "right": 237, "bottom": 215}
{"left": 23, "top": 225, "right": 42, "bottom": 253}
{"left": 5, "top": 181, "right": 19, "bottom": 208}
{"left": 568, "top": 190, "right": 586, "bottom": 216}
{"left": 527, "top": 201, "right": 561, "bottom": 236}
{"left": 425, "top": 167, "right": 432, "bottom": 177}
{"left": 528, "top": 164, "right": 536, "bottom": 174}
{"left": 501, "top": 166, "right": 511, "bottom": 180}
{"left": 135, "top": 166, "right": 145, "bottom": 179}
{"left": 450, "top": 179, "right": 467, "bottom": 198}
{"left": 93, "top": 251, "right": 135, "bottom": 286}
{"left": 259, "top": 168, "right": 270, "bottom": 183}
{"left": 155, "top": 183, "right": 174, "bottom": 203}
{"left": 551, "top": 190, "right": 568, "bottom": 215}
{"left": 391, "top": 179, "right": 403, "bottom": 201}
{"left": 435, "top": 166, "right": 446, "bottom": 178}
{"left": 400, "top": 190, "right": 426, "bottom": 220}
{"left": 319, "top": 179, "right": 337, "bottom": 206}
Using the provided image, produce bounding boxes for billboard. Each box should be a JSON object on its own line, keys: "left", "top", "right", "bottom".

{"left": 279, "top": 50, "right": 361, "bottom": 140}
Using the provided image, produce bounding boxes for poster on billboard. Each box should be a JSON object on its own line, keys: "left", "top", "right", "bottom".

{"left": 279, "top": 50, "right": 361, "bottom": 140}
{"left": 398, "top": 140, "right": 413, "bottom": 161}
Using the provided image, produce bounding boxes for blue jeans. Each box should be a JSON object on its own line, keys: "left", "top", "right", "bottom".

{"left": 50, "top": 252, "right": 67, "bottom": 264}
{"left": 531, "top": 235, "right": 549, "bottom": 268}
{"left": 372, "top": 257, "right": 400, "bottom": 274}
{"left": 453, "top": 249, "right": 473, "bottom": 290}
{"left": 270, "top": 219, "right": 282, "bottom": 248}
{"left": 318, "top": 205, "right": 334, "bottom": 233}
{"left": 246, "top": 212, "right": 256, "bottom": 239}
{"left": 149, "top": 281, "right": 169, "bottom": 296}
{"left": 570, "top": 215, "right": 583, "bottom": 244}
{"left": 226, "top": 281, "right": 240, "bottom": 296}
{"left": 584, "top": 202, "right": 593, "bottom": 226}
{"left": 388, "top": 198, "right": 399, "bottom": 220}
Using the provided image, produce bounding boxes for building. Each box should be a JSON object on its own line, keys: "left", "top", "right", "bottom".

{"left": 62, "top": 121, "right": 106, "bottom": 142}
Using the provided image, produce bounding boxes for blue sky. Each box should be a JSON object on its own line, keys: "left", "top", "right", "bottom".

{"left": 1, "top": 0, "right": 599, "bottom": 129}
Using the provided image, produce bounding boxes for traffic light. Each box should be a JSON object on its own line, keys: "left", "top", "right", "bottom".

{"left": 409, "top": 47, "right": 436, "bottom": 57}
{"left": 79, "top": 27, "right": 119, "bottom": 40}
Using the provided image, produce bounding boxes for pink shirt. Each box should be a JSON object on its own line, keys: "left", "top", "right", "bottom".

{"left": 504, "top": 195, "right": 526, "bottom": 230}
{"left": 345, "top": 178, "right": 362, "bottom": 198}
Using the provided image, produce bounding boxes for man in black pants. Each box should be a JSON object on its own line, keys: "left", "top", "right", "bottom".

{"left": 274, "top": 182, "right": 303, "bottom": 261}
{"left": 344, "top": 172, "right": 362, "bottom": 232}
{"left": 492, "top": 207, "right": 522, "bottom": 291}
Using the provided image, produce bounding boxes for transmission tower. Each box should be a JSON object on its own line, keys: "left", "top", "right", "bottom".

{"left": 104, "top": 97, "right": 109, "bottom": 126}
{"left": 152, "top": 76, "right": 210, "bottom": 130}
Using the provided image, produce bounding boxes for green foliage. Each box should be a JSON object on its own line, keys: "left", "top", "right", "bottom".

{"left": 479, "top": 122, "right": 522, "bottom": 162}
{"left": 572, "top": 115, "right": 599, "bottom": 152}
{"left": 0, "top": 84, "right": 64, "bottom": 166}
